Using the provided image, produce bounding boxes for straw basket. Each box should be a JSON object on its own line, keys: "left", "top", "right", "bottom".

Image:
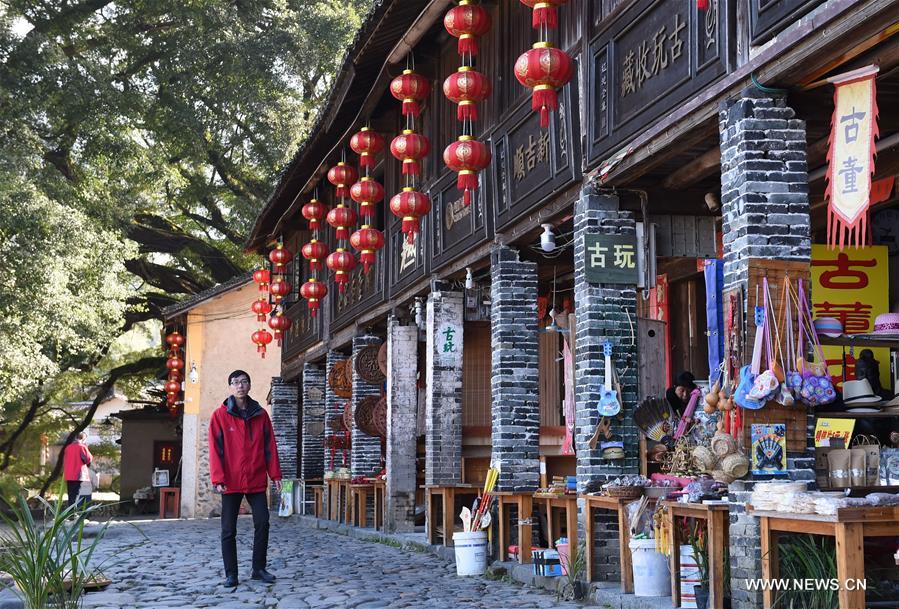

{"left": 710, "top": 432, "right": 737, "bottom": 458}
{"left": 606, "top": 486, "right": 644, "bottom": 500}
{"left": 692, "top": 446, "right": 716, "bottom": 473}
{"left": 720, "top": 453, "right": 750, "bottom": 479}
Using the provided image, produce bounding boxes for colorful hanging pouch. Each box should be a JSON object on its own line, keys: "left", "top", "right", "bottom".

{"left": 797, "top": 279, "right": 837, "bottom": 407}
{"left": 749, "top": 279, "right": 780, "bottom": 402}
{"left": 783, "top": 276, "right": 803, "bottom": 398}
{"left": 735, "top": 299, "right": 765, "bottom": 410}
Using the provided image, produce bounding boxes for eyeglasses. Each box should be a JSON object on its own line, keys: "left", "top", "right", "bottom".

{"left": 230, "top": 379, "right": 250, "bottom": 386}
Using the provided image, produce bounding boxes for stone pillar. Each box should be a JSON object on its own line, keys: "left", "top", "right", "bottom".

{"left": 425, "top": 285, "right": 464, "bottom": 486}
{"left": 573, "top": 188, "right": 640, "bottom": 582}
{"left": 386, "top": 316, "right": 419, "bottom": 532}
{"left": 719, "top": 89, "right": 812, "bottom": 609}
{"left": 269, "top": 378, "right": 299, "bottom": 504}
{"left": 300, "top": 363, "right": 326, "bottom": 480}
{"left": 490, "top": 245, "right": 540, "bottom": 492}
{"left": 323, "top": 350, "right": 347, "bottom": 474}
{"left": 351, "top": 335, "right": 383, "bottom": 477}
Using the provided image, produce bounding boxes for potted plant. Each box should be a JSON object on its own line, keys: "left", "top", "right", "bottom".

{"left": 688, "top": 522, "right": 710, "bottom": 609}
{"left": 557, "top": 541, "right": 588, "bottom": 601}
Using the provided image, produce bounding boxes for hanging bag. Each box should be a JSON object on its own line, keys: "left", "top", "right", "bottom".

{"left": 782, "top": 276, "right": 802, "bottom": 401}
{"left": 749, "top": 278, "right": 780, "bottom": 402}
{"left": 735, "top": 287, "right": 765, "bottom": 410}
{"left": 796, "top": 279, "right": 837, "bottom": 407}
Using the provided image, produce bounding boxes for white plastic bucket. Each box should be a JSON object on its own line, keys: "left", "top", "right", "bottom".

{"left": 679, "top": 544, "right": 701, "bottom": 608}
{"left": 629, "top": 538, "right": 671, "bottom": 597}
{"left": 453, "top": 531, "right": 488, "bottom": 576}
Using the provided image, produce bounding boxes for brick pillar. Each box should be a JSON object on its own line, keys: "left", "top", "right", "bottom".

{"left": 490, "top": 245, "right": 540, "bottom": 492}
{"left": 351, "top": 335, "right": 383, "bottom": 478}
{"left": 270, "top": 377, "right": 299, "bottom": 502}
{"left": 300, "top": 363, "right": 326, "bottom": 480}
{"left": 573, "top": 188, "right": 640, "bottom": 582}
{"left": 386, "top": 316, "right": 419, "bottom": 532}
{"left": 719, "top": 89, "right": 812, "bottom": 609}
{"left": 323, "top": 350, "right": 347, "bottom": 474}
{"left": 425, "top": 285, "right": 464, "bottom": 486}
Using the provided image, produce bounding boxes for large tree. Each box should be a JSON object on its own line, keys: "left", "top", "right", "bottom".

{"left": 0, "top": 0, "right": 371, "bottom": 491}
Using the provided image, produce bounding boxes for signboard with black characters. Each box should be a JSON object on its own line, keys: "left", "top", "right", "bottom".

{"left": 387, "top": 212, "right": 429, "bottom": 299}
{"left": 583, "top": 234, "right": 639, "bottom": 284}
{"left": 749, "top": 0, "right": 824, "bottom": 44}
{"left": 428, "top": 169, "right": 492, "bottom": 274}
{"left": 586, "top": 0, "right": 732, "bottom": 167}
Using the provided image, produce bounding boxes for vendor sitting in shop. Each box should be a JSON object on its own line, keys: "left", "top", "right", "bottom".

{"left": 666, "top": 371, "right": 702, "bottom": 420}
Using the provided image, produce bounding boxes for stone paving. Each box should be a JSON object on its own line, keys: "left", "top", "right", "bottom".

{"left": 81, "top": 516, "right": 585, "bottom": 609}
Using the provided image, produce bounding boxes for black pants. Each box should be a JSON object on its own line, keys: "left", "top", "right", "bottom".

{"left": 220, "top": 492, "right": 269, "bottom": 577}
{"left": 66, "top": 481, "right": 82, "bottom": 509}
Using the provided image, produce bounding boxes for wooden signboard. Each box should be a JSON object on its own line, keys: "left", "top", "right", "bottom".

{"left": 749, "top": 0, "right": 824, "bottom": 44}
{"left": 428, "top": 170, "right": 492, "bottom": 274}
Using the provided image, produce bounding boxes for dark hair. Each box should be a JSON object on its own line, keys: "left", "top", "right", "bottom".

{"left": 228, "top": 370, "right": 251, "bottom": 385}
{"left": 675, "top": 371, "right": 696, "bottom": 390}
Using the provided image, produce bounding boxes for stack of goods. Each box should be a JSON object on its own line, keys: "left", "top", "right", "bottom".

{"left": 750, "top": 480, "right": 808, "bottom": 511}
{"left": 535, "top": 476, "right": 575, "bottom": 497}
{"left": 600, "top": 475, "right": 652, "bottom": 499}
{"left": 691, "top": 432, "right": 750, "bottom": 484}
{"left": 816, "top": 492, "right": 899, "bottom": 516}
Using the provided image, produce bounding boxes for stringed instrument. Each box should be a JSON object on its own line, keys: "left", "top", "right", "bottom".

{"left": 597, "top": 342, "right": 622, "bottom": 416}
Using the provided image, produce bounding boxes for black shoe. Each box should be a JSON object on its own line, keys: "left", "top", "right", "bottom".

{"left": 251, "top": 569, "right": 276, "bottom": 583}
{"left": 223, "top": 575, "right": 238, "bottom": 588}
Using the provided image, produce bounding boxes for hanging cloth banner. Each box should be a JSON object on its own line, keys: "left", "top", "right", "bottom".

{"left": 825, "top": 65, "right": 879, "bottom": 250}
{"left": 704, "top": 259, "right": 725, "bottom": 385}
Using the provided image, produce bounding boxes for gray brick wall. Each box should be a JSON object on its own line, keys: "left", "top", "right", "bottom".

{"left": 386, "top": 316, "right": 419, "bottom": 532}
{"left": 425, "top": 285, "right": 464, "bottom": 486}
{"left": 269, "top": 377, "right": 299, "bottom": 503}
{"left": 351, "top": 335, "right": 384, "bottom": 478}
{"left": 490, "top": 245, "right": 540, "bottom": 492}
{"left": 300, "top": 362, "right": 326, "bottom": 480}
{"left": 324, "top": 350, "right": 349, "bottom": 473}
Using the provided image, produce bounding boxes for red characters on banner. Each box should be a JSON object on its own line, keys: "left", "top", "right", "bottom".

{"left": 300, "top": 279, "right": 327, "bottom": 317}
{"left": 350, "top": 176, "right": 385, "bottom": 220}
{"left": 390, "top": 69, "right": 431, "bottom": 118}
{"left": 444, "top": 1, "right": 492, "bottom": 57}
{"left": 251, "top": 328, "right": 273, "bottom": 358}
{"left": 268, "top": 243, "right": 294, "bottom": 277}
{"left": 519, "top": 0, "right": 567, "bottom": 29}
{"left": 444, "top": 67, "right": 491, "bottom": 122}
{"left": 349, "top": 127, "right": 385, "bottom": 171}
{"left": 515, "top": 42, "right": 574, "bottom": 129}
{"left": 390, "top": 130, "right": 431, "bottom": 177}
{"left": 301, "top": 198, "right": 328, "bottom": 232}
{"left": 811, "top": 253, "right": 876, "bottom": 289}
{"left": 390, "top": 187, "right": 432, "bottom": 243}
{"left": 327, "top": 162, "right": 358, "bottom": 200}
{"left": 252, "top": 268, "right": 270, "bottom": 292}
{"left": 350, "top": 225, "right": 385, "bottom": 274}
{"left": 326, "top": 248, "right": 357, "bottom": 292}
{"left": 444, "top": 136, "right": 492, "bottom": 206}
{"left": 251, "top": 298, "right": 272, "bottom": 322}
{"left": 301, "top": 239, "right": 329, "bottom": 271}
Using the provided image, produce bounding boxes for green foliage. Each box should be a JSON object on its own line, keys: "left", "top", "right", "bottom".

{"left": 772, "top": 534, "right": 838, "bottom": 609}
{"left": 557, "top": 541, "right": 588, "bottom": 601}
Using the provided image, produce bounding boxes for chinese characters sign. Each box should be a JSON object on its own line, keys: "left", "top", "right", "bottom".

{"left": 437, "top": 323, "right": 462, "bottom": 364}
{"left": 620, "top": 14, "right": 686, "bottom": 98}
{"left": 583, "top": 234, "right": 639, "bottom": 284}
{"left": 814, "top": 418, "right": 855, "bottom": 448}
{"left": 810, "top": 244, "right": 889, "bottom": 389}
{"left": 513, "top": 131, "right": 551, "bottom": 182}
{"left": 825, "top": 66, "right": 879, "bottom": 249}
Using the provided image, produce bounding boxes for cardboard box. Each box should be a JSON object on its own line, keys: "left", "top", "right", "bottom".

{"left": 533, "top": 549, "right": 563, "bottom": 577}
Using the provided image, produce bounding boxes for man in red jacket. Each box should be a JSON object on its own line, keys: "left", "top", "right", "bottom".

{"left": 63, "top": 432, "right": 92, "bottom": 509}
{"left": 209, "top": 370, "right": 282, "bottom": 587}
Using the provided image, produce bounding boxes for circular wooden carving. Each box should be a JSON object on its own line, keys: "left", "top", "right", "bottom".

{"left": 307, "top": 421, "right": 325, "bottom": 437}
{"left": 328, "top": 360, "right": 352, "bottom": 398}
{"left": 372, "top": 395, "right": 387, "bottom": 438}
{"left": 327, "top": 417, "right": 344, "bottom": 433}
{"left": 343, "top": 356, "right": 354, "bottom": 387}
{"left": 354, "top": 395, "right": 381, "bottom": 437}
{"left": 356, "top": 345, "right": 386, "bottom": 384}
{"left": 377, "top": 342, "right": 388, "bottom": 376}
{"left": 342, "top": 401, "right": 353, "bottom": 432}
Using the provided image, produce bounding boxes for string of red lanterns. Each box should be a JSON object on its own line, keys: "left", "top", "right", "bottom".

{"left": 350, "top": 128, "right": 386, "bottom": 274}
{"left": 164, "top": 331, "right": 185, "bottom": 415}
{"left": 327, "top": 157, "right": 359, "bottom": 292}
{"left": 444, "top": 0, "right": 491, "bottom": 56}
{"left": 300, "top": 192, "right": 330, "bottom": 317}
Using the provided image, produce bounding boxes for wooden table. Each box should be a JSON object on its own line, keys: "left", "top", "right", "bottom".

{"left": 533, "top": 494, "right": 579, "bottom": 568}
{"left": 751, "top": 506, "right": 899, "bottom": 609}
{"left": 495, "top": 491, "right": 534, "bottom": 564}
{"left": 662, "top": 501, "right": 730, "bottom": 609}
{"left": 311, "top": 485, "right": 324, "bottom": 518}
{"left": 326, "top": 478, "right": 350, "bottom": 523}
{"left": 583, "top": 494, "right": 634, "bottom": 593}
{"left": 373, "top": 480, "right": 386, "bottom": 531}
{"left": 349, "top": 483, "right": 374, "bottom": 528}
{"left": 425, "top": 484, "right": 481, "bottom": 546}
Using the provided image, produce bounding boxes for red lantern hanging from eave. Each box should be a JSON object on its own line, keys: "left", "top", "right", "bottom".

{"left": 514, "top": 42, "right": 574, "bottom": 129}
{"left": 443, "top": 135, "right": 492, "bottom": 206}
{"left": 350, "top": 225, "right": 385, "bottom": 274}
{"left": 252, "top": 268, "right": 270, "bottom": 292}
{"left": 444, "top": 67, "right": 492, "bottom": 122}
{"left": 390, "top": 69, "right": 431, "bottom": 118}
{"left": 302, "top": 198, "right": 328, "bottom": 232}
{"left": 165, "top": 331, "right": 185, "bottom": 349}
{"left": 390, "top": 187, "right": 432, "bottom": 243}
{"left": 167, "top": 369, "right": 182, "bottom": 383}
{"left": 326, "top": 248, "right": 358, "bottom": 292}
{"left": 519, "top": 0, "right": 568, "bottom": 29}
{"left": 268, "top": 312, "right": 293, "bottom": 347}
{"left": 445, "top": 1, "right": 492, "bottom": 57}
{"left": 390, "top": 130, "right": 431, "bottom": 177}
{"left": 251, "top": 298, "right": 273, "bottom": 322}
{"left": 251, "top": 328, "right": 273, "bottom": 358}
{"left": 301, "top": 239, "right": 329, "bottom": 271}
{"left": 326, "top": 204, "right": 358, "bottom": 242}
{"left": 268, "top": 242, "right": 294, "bottom": 277}
{"left": 350, "top": 177, "right": 385, "bottom": 221}
{"left": 349, "top": 128, "right": 385, "bottom": 171}
{"left": 270, "top": 278, "right": 292, "bottom": 303}
{"left": 327, "top": 162, "right": 358, "bottom": 200}
{"left": 300, "top": 278, "right": 328, "bottom": 317}
{"left": 164, "top": 380, "right": 181, "bottom": 396}
{"left": 166, "top": 355, "right": 184, "bottom": 372}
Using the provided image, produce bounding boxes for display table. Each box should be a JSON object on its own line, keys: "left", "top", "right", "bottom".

{"left": 750, "top": 506, "right": 899, "bottom": 609}
{"left": 425, "top": 484, "right": 481, "bottom": 546}
{"left": 495, "top": 491, "right": 535, "bottom": 564}
{"left": 326, "top": 478, "right": 350, "bottom": 523}
{"left": 159, "top": 487, "right": 180, "bottom": 519}
{"left": 349, "top": 483, "right": 374, "bottom": 528}
{"left": 373, "top": 480, "right": 386, "bottom": 531}
{"left": 312, "top": 485, "right": 325, "bottom": 518}
{"left": 662, "top": 501, "right": 730, "bottom": 609}
{"left": 583, "top": 494, "right": 634, "bottom": 592}
{"left": 533, "top": 494, "right": 578, "bottom": 563}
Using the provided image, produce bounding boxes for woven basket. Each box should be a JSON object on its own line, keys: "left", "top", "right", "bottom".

{"left": 606, "top": 486, "right": 644, "bottom": 500}
{"left": 720, "top": 452, "right": 750, "bottom": 478}
{"left": 710, "top": 432, "right": 737, "bottom": 458}
{"left": 692, "top": 446, "right": 717, "bottom": 473}
{"left": 711, "top": 469, "right": 736, "bottom": 484}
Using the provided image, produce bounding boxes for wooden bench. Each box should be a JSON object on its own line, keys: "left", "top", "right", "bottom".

{"left": 349, "top": 483, "right": 374, "bottom": 528}
{"left": 425, "top": 484, "right": 481, "bottom": 546}
{"left": 583, "top": 494, "right": 633, "bottom": 593}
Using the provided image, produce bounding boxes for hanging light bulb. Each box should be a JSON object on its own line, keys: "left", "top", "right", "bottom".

{"left": 540, "top": 223, "right": 556, "bottom": 252}
{"left": 465, "top": 267, "right": 474, "bottom": 290}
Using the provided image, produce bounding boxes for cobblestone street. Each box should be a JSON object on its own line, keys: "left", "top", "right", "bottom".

{"left": 82, "top": 517, "right": 583, "bottom": 609}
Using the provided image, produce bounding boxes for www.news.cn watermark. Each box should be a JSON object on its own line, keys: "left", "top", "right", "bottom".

{"left": 744, "top": 578, "right": 867, "bottom": 592}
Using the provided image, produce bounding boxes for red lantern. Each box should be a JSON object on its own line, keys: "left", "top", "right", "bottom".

{"left": 268, "top": 312, "right": 293, "bottom": 346}
{"left": 349, "top": 128, "right": 385, "bottom": 171}
{"left": 164, "top": 380, "right": 181, "bottom": 396}
{"left": 166, "top": 356, "right": 184, "bottom": 371}
{"left": 301, "top": 239, "right": 329, "bottom": 271}
{"left": 251, "top": 328, "right": 273, "bottom": 358}
{"left": 444, "top": 1, "right": 492, "bottom": 56}
{"left": 326, "top": 248, "right": 358, "bottom": 292}
{"left": 443, "top": 136, "right": 492, "bottom": 206}
{"left": 327, "top": 162, "right": 358, "bottom": 200}
{"left": 165, "top": 331, "right": 185, "bottom": 348}
{"left": 350, "top": 177, "right": 385, "bottom": 220}
{"left": 390, "top": 130, "right": 431, "bottom": 177}
{"left": 268, "top": 243, "right": 294, "bottom": 276}
{"left": 350, "top": 226, "right": 385, "bottom": 274}
{"left": 300, "top": 278, "right": 328, "bottom": 317}
{"left": 302, "top": 198, "right": 328, "bottom": 232}
{"left": 389, "top": 69, "right": 431, "bottom": 118}
{"left": 390, "top": 187, "right": 432, "bottom": 243}
{"left": 251, "top": 298, "right": 273, "bottom": 322}
{"left": 444, "top": 67, "right": 492, "bottom": 122}
{"left": 168, "top": 370, "right": 182, "bottom": 383}
{"left": 252, "top": 268, "right": 270, "bottom": 291}
{"left": 519, "top": 0, "right": 568, "bottom": 29}
{"left": 270, "top": 278, "right": 292, "bottom": 303}
{"left": 167, "top": 395, "right": 178, "bottom": 407}
{"left": 326, "top": 204, "right": 358, "bottom": 242}
{"left": 514, "top": 42, "right": 574, "bottom": 129}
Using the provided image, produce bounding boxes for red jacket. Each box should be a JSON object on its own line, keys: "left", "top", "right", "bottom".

{"left": 209, "top": 397, "right": 281, "bottom": 494}
{"left": 63, "top": 441, "right": 92, "bottom": 482}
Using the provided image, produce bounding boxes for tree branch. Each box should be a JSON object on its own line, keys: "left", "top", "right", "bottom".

{"left": 124, "top": 258, "right": 212, "bottom": 295}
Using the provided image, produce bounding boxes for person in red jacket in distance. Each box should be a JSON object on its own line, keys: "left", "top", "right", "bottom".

{"left": 63, "top": 431, "right": 92, "bottom": 509}
{"left": 209, "top": 370, "right": 282, "bottom": 588}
